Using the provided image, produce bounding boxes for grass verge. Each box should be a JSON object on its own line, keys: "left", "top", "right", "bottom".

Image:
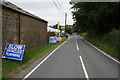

{"left": 2, "top": 37, "right": 66, "bottom": 79}
{"left": 86, "top": 37, "right": 119, "bottom": 61}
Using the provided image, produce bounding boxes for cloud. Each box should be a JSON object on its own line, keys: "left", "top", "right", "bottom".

{"left": 6, "top": 1, "right": 73, "bottom": 25}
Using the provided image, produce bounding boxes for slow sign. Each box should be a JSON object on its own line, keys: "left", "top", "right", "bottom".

{"left": 2, "top": 43, "right": 25, "bottom": 61}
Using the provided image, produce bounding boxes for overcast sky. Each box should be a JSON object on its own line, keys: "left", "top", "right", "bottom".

{"left": 7, "top": 0, "right": 74, "bottom": 26}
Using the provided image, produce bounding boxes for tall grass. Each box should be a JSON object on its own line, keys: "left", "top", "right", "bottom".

{"left": 86, "top": 29, "right": 119, "bottom": 61}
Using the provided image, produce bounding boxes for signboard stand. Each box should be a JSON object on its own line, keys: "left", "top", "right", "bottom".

{"left": 49, "top": 36, "right": 57, "bottom": 44}
{"left": 57, "top": 37, "right": 62, "bottom": 42}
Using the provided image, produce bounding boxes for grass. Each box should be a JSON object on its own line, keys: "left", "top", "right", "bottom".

{"left": 2, "top": 37, "right": 66, "bottom": 79}
{"left": 86, "top": 37, "right": 119, "bottom": 61}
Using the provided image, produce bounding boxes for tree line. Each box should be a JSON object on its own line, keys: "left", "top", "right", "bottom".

{"left": 70, "top": 2, "right": 120, "bottom": 37}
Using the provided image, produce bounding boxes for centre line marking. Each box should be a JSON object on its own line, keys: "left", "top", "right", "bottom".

{"left": 23, "top": 40, "right": 67, "bottom": 80}
{"left": 79, "top": 56, "right": 89, "bottom": 80}
{"left": 76, "top": 40, "right": 79, "bottom": 50}
{"left": 76, "top": 44, "right": 79, "bottom": 50}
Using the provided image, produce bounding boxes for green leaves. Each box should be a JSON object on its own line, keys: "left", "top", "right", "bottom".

{"left": 70, "top": 2, "right": 120, "bottom": 36}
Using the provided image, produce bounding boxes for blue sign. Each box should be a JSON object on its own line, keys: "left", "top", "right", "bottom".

{"left": 49, "top": 36, "right": 57, "bottom": 44}
{"left": 2, "top": 43, "right": 25, "bottom": 61}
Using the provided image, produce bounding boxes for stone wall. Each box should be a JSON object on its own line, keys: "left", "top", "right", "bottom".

{"left": 20, "top": 14, "right": 47, "bottom": 50}
{"left": 2, "top": 7, "right": 19, "bottom": 51}
{"left": 2, "top": 6, "right": 47, "bottom": 51}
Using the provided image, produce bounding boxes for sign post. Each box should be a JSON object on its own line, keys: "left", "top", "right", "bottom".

{"left": 57, "top": 22, "right": 60, "bottom": 31}
{"left": 2, "top": 43, "right": 25, "bottom": 61}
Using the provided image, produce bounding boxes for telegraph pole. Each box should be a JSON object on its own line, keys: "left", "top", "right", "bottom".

{"left": 65, "top": 13, "right": 67, "bottom": 34}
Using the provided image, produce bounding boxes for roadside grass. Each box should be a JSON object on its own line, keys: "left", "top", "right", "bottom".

{"left": 2, "top": 37, "right": 66, "bottom": 79}
{"left": 86, "top": 37, "right": 119, "bottom": 61}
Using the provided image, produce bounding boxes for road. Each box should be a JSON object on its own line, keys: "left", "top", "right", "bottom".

{"left": 16, "top": 35, "right": 119, "bottom": 80}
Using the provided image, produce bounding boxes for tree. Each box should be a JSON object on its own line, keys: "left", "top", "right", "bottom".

{"left": 70, "top": 2, "right": 120, "bottom": 37}
{"left": 65, "top": 25, "right": 73, "bottom": 34}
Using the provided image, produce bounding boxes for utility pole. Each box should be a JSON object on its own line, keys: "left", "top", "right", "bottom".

{"left": 65, "top": 13, "right": 67, "bottom": 34}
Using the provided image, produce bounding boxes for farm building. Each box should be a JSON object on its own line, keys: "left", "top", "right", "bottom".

{"left": 2, "top": 1, "right": 48, "bottom": 51}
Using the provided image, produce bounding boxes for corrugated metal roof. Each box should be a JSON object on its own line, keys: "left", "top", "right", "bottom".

{"left": 2, "top": 1, "right": 48, "bottom": 23}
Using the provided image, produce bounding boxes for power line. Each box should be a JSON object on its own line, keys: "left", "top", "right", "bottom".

{"left": 52, "top": 0, "right": 67, "bottom": 28}
{"left": 54, "top": 0, "right": 67, "bottom": 28}
{"left": 56, "top": 0, "right": 65, "bottom": 13}
{"left": 52, "top": 0, "right": 64, "bottom": 15}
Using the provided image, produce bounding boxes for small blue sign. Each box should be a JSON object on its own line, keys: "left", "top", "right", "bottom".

{"left": 49, "top": 36, "right": 57, "bottom": 44}
{"left": 2, "top": 43, "right": 25, "bottom": 61}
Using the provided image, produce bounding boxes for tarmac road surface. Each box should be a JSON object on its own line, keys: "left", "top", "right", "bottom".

{"left": 16, "top": 34, "right": 119, "bottom": 80}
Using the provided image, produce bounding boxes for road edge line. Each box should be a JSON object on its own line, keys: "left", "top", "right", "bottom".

{"left": 80, "top": 36, "right": 120, "bottom": 64}
{"left": 79, "top": 56, "right": 89, "bottom": 80}
{"left": 23, "top": 40, "right": 67, "bottom": 80}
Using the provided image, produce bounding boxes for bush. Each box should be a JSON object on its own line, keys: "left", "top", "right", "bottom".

{"left": 82, "top": 33, "right": 87, "bottom": 39}
{"left": 86, "top": 29, "right": 119, "bottom": 60}
{"left": 103, "top": 29, "right": 119, "bottom": 50}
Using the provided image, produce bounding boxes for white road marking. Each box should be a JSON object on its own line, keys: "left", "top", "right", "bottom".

{"left": 23, "top": 40, "right": 67, "bottom": 80}
{"left": 76, "top": 40, "right": 79, "bottom": 50}
{"left": 79, "top": 56, "right": 90, "bottom": 80}
{"left": 76, "top": 44, "right": 79, "bottom": 51}
{"left": 80, "top": 36, "right": 120, "bottom": 64}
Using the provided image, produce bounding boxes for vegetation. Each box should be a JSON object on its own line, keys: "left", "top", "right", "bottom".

{"left": 86, "top": 29, "right": 119, "bottom": 60}
{"left": 52, "top": 24, "right": 62, "bottom": 30}
{"left": 70, "top": 2, "right": 120, "bottom": 60}
{"left": 65, "top": 25, "right": 73, "bottom": 34}
{"left": 2, "top": 37, "right": 66, "bottom": 79}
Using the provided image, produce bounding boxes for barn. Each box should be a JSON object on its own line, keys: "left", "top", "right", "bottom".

{"left": 2, "top": 1, "right": 48, "bottom": 51}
